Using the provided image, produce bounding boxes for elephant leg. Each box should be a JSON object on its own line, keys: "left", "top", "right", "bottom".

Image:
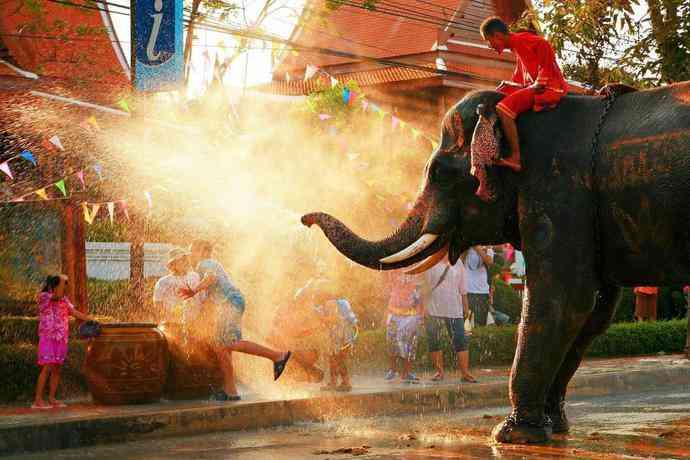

{"left": 492, "top": 272, "right": 598, "bottom": 443}
{"left": 545, "top": 285, "right": 621, "bottom": 434}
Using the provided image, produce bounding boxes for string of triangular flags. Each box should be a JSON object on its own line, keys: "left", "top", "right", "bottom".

{"left": 81, "top": 200, "right": 130, "bottom": 225}
{"left": 7, "top": 163, "right": 104, "bottom": 203}
{"left": 305, "top": 64, "right": 439, "bottom": 151}
{"left": 0, "top": 135, "right": 65, "bottom": 181}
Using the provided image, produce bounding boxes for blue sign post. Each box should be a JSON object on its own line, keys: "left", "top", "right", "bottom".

{"left": 131, "top": 0, "right": 183, "bottom": 91}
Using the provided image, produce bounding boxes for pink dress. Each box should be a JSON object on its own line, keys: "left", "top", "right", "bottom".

{"left": 37, "top": 292, "right": 75, "bottom": 365}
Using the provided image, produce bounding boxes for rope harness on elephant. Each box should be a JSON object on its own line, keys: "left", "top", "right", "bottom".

{"left": 590, "top": 88, "right": 619, "bottom": 284}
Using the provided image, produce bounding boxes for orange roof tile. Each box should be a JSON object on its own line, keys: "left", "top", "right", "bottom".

{"left": 275, "top": 0, "right": 529, "bottom": 76}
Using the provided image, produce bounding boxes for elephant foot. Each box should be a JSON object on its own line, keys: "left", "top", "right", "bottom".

{"left": 492, "top": 414, "right": 553, "bottom": 444}
{"left": 546, "top": 399, "right": 569, "bottom": 434}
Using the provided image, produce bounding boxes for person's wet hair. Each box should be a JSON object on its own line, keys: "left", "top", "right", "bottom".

{"left": 480, "top": 16, "right": 509, "bottom": 39}
{"left": 41, "top": 275, "right": 62, "bottom": 293}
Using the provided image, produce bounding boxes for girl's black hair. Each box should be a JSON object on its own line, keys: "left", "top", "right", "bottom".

{"left": 41, "top": 275, "right": 62, "bottom": 293}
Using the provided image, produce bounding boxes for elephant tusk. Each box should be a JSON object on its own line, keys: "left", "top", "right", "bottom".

{"left": 404, "top": 243, "right": 450, "bottom": 274}
{"left": 380, "top": 234, "right": 439, "bottom": 264}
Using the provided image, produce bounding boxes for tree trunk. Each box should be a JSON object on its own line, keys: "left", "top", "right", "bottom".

{"left": 128, "top": 218, "right": 146, "bottom": 320}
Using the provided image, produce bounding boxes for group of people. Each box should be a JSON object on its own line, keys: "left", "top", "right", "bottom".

{"left": 33, "top": 240, "right": 292, "bottom": 409}
{"left": 384, "top": 246, "right": 495, "bottom": 383}
{"left": 31, "top": 15, "right": 567, "bottom": 407}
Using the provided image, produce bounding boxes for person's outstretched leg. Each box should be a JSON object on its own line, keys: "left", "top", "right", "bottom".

{"left": 229, "top": 340, "right": 284, "bottom": 362}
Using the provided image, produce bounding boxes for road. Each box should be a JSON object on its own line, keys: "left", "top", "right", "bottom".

{"left": 8, "top": 389, "right": 690, "bottom": 459}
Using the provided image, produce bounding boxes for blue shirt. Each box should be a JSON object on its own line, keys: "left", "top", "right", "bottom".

{"left": 197, "top": 259, "right": 246, "bottom": 314}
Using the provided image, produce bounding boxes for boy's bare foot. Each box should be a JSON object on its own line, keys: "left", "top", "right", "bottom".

{"left": 49, "top": 399, "right": 67, "bottom": 408}
{"left": 430, "top": 372, "right": 444, "bottom": 382}
{"left": 461, "top": 373, "right": 478, "bottom": 383}
{"left": 31, "top": 401, "right": 51, "bottom": 410}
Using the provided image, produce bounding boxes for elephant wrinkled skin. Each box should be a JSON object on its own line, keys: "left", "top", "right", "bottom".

{"left": 301, "top": 82, "right": 690, "bottom": 443}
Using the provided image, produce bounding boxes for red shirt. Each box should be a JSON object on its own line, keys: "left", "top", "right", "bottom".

{"left": 509, "top": 32, "right": 568, "bottom": 92}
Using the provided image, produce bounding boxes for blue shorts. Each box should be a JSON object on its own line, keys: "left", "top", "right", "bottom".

{"left": 425, "top": 316, "right": 468, "bottom": 353}
{"left": 216, "top": 308, "right": 243, "bottom": 347}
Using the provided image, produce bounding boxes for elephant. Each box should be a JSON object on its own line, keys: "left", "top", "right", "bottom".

{"left": 301, "top": 81, "right": 690, "bottom": 443}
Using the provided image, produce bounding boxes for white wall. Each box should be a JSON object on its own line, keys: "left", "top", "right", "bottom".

{"left": 86, "top": 242, "right": 174, "bottom": 280}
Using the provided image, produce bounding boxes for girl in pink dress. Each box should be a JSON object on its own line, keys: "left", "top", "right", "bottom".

{"left": 33, "top": 274, "right": 92, "bottom": 409}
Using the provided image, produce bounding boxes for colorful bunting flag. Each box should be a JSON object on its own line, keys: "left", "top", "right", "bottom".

{"left": 119, "top": 200, "right": 130, "bottom": 220}
{"left": 82, "top": 202, "right": 100, "bottom": 224}
{"left": 0, "top": 161, "right": 12, "bottom": 180}
{"left": 86, "top": 116, "right": 101, "bottom": 131}
{"left": 144, "top": 190, "right": 153, "bottom": 210}
{"left": 107, "top": 202, "right": 115, "bottom": 224}
{"left": 330, "top": 76, "right": 338, "bottom": 88}
{"left": 391, "top": 116, "right": 400, "bottom": 130}
{"left": 361, "top": 99, "right": 369, "bottom": 112}
{"left": 19, "top": 150, "right": 36, "bottom": 166}
{"left": 411, "top": 128, "right": 421, "bottom": 140}
{"left": 318, "top": 114, "right": 332, "bottom": 121}
{"left": 342, "top": 88, "right": 350, "bottom": 105}
{"left": 54, "top": 179, "right": 67, "bottom": 197}
{"left": 348, "top": 91, "right": 357, "bottom": 105}
{"left": 49, "top": 135, "right": 64, "bottom": 151}
{"left": 304, "top": 64, "right": 318, "bottom": 80}
{"left": 76, "top": 170, "right": 85, "bottom": 189}
{"left": 35, "top": 188, "right": 47, "bottom": 200}
{"left": 41, "top": 138, "right": 55, "bottom": 152}
{"left": 117, "top": 99, "right": 130, "bottom": 113}
{"left": 93, "top": 164, "right": 103, "bottom": 180}
{"left": 285, "top": 72, "right": 291, "bottom": 82}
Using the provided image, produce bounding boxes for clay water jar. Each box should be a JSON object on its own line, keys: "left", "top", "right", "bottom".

{"left": 82, "top": 323, "right": 168, "bottom": 405}
{"left": 159, "top": 322, "right": 223, "bottom": 400}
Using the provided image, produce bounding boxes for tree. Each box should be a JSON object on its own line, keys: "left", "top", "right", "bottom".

{"left": 519, "top": 1, "right": 638, "bottom": 89}
{"left": 622, "top": 0, "right": 690, "bottom": 84}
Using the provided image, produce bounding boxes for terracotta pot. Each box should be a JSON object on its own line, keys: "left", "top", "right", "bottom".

{"left": 159, "top": 322, "right": 223, "bottom": 400}
{"left": 82, "top": 323, "right": 168, "bottom": 405}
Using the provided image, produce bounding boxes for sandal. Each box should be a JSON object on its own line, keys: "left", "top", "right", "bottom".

{"left": 274, "top": 351, "right": 292, "bottom": 381}
{"left": 335, "top": 383, "right": 352, "bottom": 392}
{"left": 430, "top": 373, "right": 444, "bottom": 382}
{"left": 461, "top": 375, "right": 478, "bottom": 383}
{"left": 320, "top": 383, "right": 337, "bottom": 392}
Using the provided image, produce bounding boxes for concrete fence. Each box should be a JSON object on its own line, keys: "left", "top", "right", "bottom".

{"left": 86, "top": 242, "right": 175, "bottom": 280}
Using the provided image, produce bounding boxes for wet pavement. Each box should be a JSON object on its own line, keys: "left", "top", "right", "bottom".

{"left": 7, "top": 388, "right": 690, "bottom": 459}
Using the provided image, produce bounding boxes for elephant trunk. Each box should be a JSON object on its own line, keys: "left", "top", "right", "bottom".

{"left": 301, "top": 199, "right": 444, "bottom": 270}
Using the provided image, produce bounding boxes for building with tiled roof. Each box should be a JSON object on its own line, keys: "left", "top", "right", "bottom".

{"left": 256, "top": 0, "right": 587, "bottom": 130}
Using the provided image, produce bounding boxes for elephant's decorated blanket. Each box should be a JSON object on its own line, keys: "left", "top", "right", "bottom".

{"left": 470, "top": 104, "right": 501, "bottom": 202}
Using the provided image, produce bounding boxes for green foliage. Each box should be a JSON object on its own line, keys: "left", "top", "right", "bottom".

{"left": 0, "top": 342, "right": 87, "bottom": 402}
{"left": 588, "top": 319, "right": 687, "bottom": 357}
{"left": 492, "top": 280, "right": 522, "bottom": 323}
{"left": 622, "top": 0, "right": 690, "bottom": 84}
{"left": 355, "top": 319, "right": 687, "bottom": 369}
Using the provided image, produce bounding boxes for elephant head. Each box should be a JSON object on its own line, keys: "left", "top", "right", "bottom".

{"left": 301, "top": 90, "right": 519, "bottom": 272}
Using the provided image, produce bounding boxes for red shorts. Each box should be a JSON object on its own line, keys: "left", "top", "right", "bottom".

{"left": 496, "top": 86, "right": 535, "bottom": 119}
